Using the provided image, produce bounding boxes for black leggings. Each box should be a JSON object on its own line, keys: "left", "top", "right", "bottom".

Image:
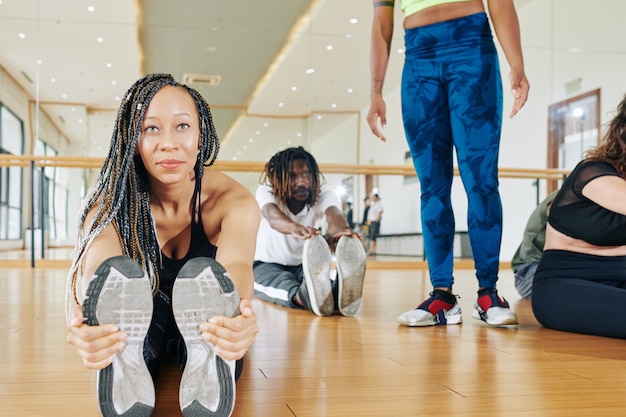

{"left": 532, "top": 250, "right": 626, "bottom": 339}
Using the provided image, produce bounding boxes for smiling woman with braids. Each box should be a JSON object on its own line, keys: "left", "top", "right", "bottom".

{"left": 65, "top": 73, "right": 260, "bottom": 417}
{"left": 532, "top": 93, "right": 626, "bottom": 340}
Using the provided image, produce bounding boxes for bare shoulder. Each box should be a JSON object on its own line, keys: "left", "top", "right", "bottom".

{"left": 201, "top": 169, "right": 260, "bottom": 219}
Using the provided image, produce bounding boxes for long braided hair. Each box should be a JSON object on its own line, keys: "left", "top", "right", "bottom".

{"left": 66, "top": 73, "right": 220, "bottom": 321}
{"left": 586, "top": 93, "right": 626, "bottom": 177}
{"left": 260, "top": 146, "right": 323, "bottom": 208}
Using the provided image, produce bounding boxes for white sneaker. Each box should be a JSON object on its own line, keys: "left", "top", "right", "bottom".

{"left": 83, "top": 256, "right": 155, "bottom": 417}
{"left": 472, "top": 288, "right": 518, "bottom": 326}
{"left": 335, "top": 235, "right": 366, "bottom": 316}
{"left": 301, "top": 235, "right": 334, "bottom": 316}
{"left": 397, "top": 291, "right": 463, "bottom": 326}
{"left": 173, "top": 257, "right": 240, "bottom": 417}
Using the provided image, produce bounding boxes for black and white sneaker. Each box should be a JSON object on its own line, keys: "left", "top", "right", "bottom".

{"left": 82, "top": 255, "right": 155, "bottom": 417}
{"left": 172, "top": 257, "right": 240, "bottom": 417}
{"left": 335, "top": 235, "right": 367, "bottom": 316}
{"left": 299, "top": 235, "right": 334, "bottom": 316}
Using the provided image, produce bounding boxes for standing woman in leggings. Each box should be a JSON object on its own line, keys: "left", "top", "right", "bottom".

{"left": 367, "top": 0, "right": 529, "bottom": 327}
{"left": 532, "top": 94, "right": 626, "bottom": 339}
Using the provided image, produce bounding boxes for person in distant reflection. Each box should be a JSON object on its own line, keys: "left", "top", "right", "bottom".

{"left": 532, "top": 93, "right": 626, "bottom": 339}
{"left": 253, "top": 146, "right": 367, "bottom": 317}
{"left": 366, "top": 193, "right": 383, "bottom": 256}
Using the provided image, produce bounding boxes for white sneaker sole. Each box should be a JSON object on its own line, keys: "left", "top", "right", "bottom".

{"left": 83, "top": 256, "right": 155, "bottom": 417}
{"left": 302, "top": 235, "right": 334, "bottom": 316}
{"left": 335, "top": 236, "right": 366, "bottom": 316}
{"left": 173, "top": 257, "right": 239, "bottom": 417}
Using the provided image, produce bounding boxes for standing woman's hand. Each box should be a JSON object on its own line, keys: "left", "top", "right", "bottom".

{"left": 509, "top": 67, "right": 529, "bottom": 118}
{"left": 367, "top": 94, "right": 388, "bottom": 142}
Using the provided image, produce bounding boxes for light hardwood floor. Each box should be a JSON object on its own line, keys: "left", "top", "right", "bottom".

{"left": 2, "top": 265, "right": 626, "bottom": 417}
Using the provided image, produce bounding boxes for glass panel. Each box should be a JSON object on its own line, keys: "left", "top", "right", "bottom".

{"left": 1, "top": 106, "right": 24, "bottom": 155}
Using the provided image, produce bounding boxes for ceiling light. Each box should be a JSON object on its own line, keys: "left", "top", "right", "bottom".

{"left": 206, "top": 46, "right": 217, "bottom": 52}
{"left": 62, "top": 93, "right": 68, "bottom": 99}
{"left": 350, "top": 18, "right": 358, "bottom": 24}
{"left": 248, "top": 138, "right": 254, "bottom": 143}
{"left": 106, "top": 62, "right": 112, "bottom": 68}
{"left": 291, "top": 86, "right": 297, "bottom": 91}
{"left": 36, "top": 59, "right": 43, "bottom": 65}
{"left": 50, "top": 77, "right": 56, "bottom": 83}
{"left": 305, "top": 68, "right": 315, "bottom": 75}
{"left": 182, "top": 73, "right": 222, "bottom": 86}
{"left": 331, "top": 103, "right": 337, "bottom": 108}
{"left": 347, "top": 88, "right": 353, "bottom": 93}
{"left": 111, "top": 80, "right": 117, "bottom": 85}
{"left": 87, "top": 6, "right": 95, "bottom": 12}
{"left": 263, "top": 122, "right": 269, "bottom": 127}
{"left": 18, "top": 33, "right": 26, "bottom": 39}
{"left": 316, "top": 115, "right": 322, "bottom": 120}
{"left": 326, "top": 45, "right": 333, "bottom": 51}
{"left": 278, "top": 102, "right": 284, "bottom": 107}
{"left": 97, "top": 37, "right": 104, "bottom": 43}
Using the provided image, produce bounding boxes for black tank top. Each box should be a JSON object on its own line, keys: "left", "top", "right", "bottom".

{"left": 157, "top": 213, "right": 217, "bottom": 298}
{"left": 548, "top": 159, "right": 626, "bottom": 246}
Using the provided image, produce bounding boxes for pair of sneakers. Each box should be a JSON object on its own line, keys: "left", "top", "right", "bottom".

{"left": 397, "top": 288, "right": 518, "bottom": 327}
{"left": 82, "top": 255, "right": 238, "bottom": 417}
{"left": 297, "top": 235, "right": 367, "bottom": 317}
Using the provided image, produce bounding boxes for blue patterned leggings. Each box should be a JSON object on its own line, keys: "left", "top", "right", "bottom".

{"left": 401, "top": 12, "right": 503, "bottom": 289}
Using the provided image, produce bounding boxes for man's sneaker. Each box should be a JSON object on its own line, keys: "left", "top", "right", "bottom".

{"left": 172, "top": 257, "right": 240, "bottom": 417}
{"left": 397, "top": 290, "right": 462, "bottom": 326}
{"left": 335, "top": 235, "right": 367, "bottom": 316}
{"left": 472, "top": 288, "right": 518, "bottom": 326}
{"left": 82, "top": 255, "right": 155, "bottom": 417}
{"left": 299, "top": 235, "right": 334, "bottom": 316}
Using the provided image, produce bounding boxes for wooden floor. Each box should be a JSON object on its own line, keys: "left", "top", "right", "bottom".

{"left": 3, "top": 265, "right": 626, "bottom": 417}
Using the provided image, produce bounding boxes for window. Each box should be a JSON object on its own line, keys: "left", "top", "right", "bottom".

{"left": 0, "top": 105, "right": 24, "bottom": 240}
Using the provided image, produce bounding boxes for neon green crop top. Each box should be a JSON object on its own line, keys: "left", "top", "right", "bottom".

{"left": 400, "top": 0, "right": 471, "bottom": 16}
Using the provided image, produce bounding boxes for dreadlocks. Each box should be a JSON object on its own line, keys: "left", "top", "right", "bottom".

{"left": 260, "top": 146, "right": 323, "bottom": 208}
{"left": 66, "top": 73, "right": 220, "bottom": 321}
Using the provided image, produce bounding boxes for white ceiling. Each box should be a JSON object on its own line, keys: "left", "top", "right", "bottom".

{"left": 0, "top": 0, "right": 409, "bottom": 162}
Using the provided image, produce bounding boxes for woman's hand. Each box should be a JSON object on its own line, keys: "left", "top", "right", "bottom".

{"left": 66, "top": 305, "right": 127, "bottom": 370}
{"left": 199, "top": 298, "right": 259, "bottom": 361}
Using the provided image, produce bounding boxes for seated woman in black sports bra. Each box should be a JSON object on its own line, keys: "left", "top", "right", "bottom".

{"left": 65, "top": 74, "right": 261, "bottom": 417}
{"left": 532, "top": 93, "right": 626, "bottom": 339}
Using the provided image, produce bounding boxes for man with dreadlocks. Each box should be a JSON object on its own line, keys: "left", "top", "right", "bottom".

{"left": 65, "top": 74, "right": 260, "bottom": 417}
{"left": 253, "top": 146, "right": 367, "bottom": 317}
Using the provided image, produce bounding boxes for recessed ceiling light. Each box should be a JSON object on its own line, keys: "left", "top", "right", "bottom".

{"left": 62, "top": 93, "right": 68, "bottom": 99}
{"left": 349, "top": 18, "right": 358, "bottom": 24}
{"left": 115, "top": 96, "right": 120, "bottom": 101}
{"left": 331, "top": 103, "right": 337, "bottom": 108}
{"left": 111, "top": 80, "right": 117, "bottom": 85}
{"left": 291, "top": 86, "right": 297, "bottom": 91}
{"left": 248, "top": 138, "right": 254, "bottom": 143}
{"left": 97, "top": 37, "right": 104, "bottom": 43}
{"left": 347, "top": 88, "right": 354, "bottom": 93}
{"left": 305, "top": 68, "right": 315, "bottom": 75}
{"left": 263, "top": 122, "right": 269, "bottom": 127}
{"left": 87, "top": 6, "right": 95, "bottom": 12}
{"left": 36, "top": 59, "right": 43, "bottom": 65}
{"left": 18, "top": 33, "right": 26, "bottom": 39}
{"left": 316, "top": 115, "right": 322, "bottom": 120}
{"left": 106, "top": 62, "right": 112, "bottom": 68}
{"left": 50, "top": 77, "right": 56, "bottom": 83}
{"left": 206, "top": 46, "right": 217, "bottom": 52}
{"left": 326, "top": 45, "right": 333, "bottom": 51}
{"left": 296, "top": 132, "right": 302, "bottom": 137}
{"left": 287, "top": 140, "right": 292, "bottom": 145}
{"left": 278, "top": 102, "right": 284, "bottom": 107}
